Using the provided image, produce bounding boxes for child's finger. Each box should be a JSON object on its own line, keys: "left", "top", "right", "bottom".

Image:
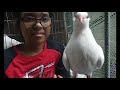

{"left": 57, "top": 75, "right": 63, "bottom": 78}
{"left": 53, "top": 74, "right": 57, "bottom": 78}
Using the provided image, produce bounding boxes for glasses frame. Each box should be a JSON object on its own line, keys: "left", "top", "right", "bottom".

{"left": 21, "top": 16, "right": 52, "bottom": 28}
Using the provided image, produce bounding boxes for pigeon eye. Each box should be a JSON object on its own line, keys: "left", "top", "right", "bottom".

{"left": 87, "top": 16, "right": 89, "bottom": 18}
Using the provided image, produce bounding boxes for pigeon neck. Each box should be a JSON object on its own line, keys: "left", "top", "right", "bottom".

{"left": 72, "top": 25, "right": 89, "bottom": 38}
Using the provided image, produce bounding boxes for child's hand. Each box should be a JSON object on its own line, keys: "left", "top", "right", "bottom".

{"left": 53, "top": 74, "right": 63, "bottom": 78}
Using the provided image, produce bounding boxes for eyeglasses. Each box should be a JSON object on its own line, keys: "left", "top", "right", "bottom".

{"left": 21, "top": 16, "right": 51, "bottom": 28}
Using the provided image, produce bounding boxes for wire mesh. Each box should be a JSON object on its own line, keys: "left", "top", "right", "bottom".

{"left": 109, "top": 12, "right": 116, "bottom": 78}
{"left": 50, "top": 12, "right": 67, "bottom": 45}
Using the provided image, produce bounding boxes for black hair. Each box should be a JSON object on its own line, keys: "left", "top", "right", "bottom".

{"left": 13, "top": 12, "right": 53, "bottom": 20}
{"left": 12, "top": 12, "right": 21, "bottom": 30}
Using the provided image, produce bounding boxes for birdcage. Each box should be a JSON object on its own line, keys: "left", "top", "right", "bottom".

{"left": 4, "top": 12, "right": 116, "bottom": 78}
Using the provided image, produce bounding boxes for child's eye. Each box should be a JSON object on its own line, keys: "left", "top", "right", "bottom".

{"left": 22, "top": 16, "right": 35, "bottom": 22}
{"left": 41, "top": 17, "right": 50, "bottom": 22}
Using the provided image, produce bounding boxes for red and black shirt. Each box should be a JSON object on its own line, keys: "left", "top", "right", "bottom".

{"left": 4, "top": 40, "right": 70, "bottom": 78}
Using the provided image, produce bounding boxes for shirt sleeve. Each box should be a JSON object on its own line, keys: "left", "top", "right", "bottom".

{"left": 55, "top": 44, "right": 70, "bottom": 78}
{"left": 4, "top": 47, "right": 17, "bottom": 78}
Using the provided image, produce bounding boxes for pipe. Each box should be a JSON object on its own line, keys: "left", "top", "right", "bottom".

{"left": 105, "top": 12, "right": 111, "bottom": 78}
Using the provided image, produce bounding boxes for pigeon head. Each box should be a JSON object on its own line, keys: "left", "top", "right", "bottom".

{"left": 74, "top": 12, "right": 90, "bottom": 29}
{"left": 75, "top": 12, "right": 88, "bottom": 18}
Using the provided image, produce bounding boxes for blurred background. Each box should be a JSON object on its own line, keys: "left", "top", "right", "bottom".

{"left": 4, "top": 12, "right": 116, "bottom": 78}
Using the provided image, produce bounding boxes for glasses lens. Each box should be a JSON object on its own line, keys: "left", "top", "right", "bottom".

{"left": 41, "top": 18, "right": 51, "bottom": 27}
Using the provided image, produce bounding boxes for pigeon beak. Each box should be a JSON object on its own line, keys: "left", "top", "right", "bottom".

{"left": 79, "top": 16, "right": 83, "bottom": 22}
{"left": 79, "top": 16, "right": 86, "bottom": 22}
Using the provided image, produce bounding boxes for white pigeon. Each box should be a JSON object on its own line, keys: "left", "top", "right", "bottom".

{"left": 4, "top": 34, "right": 21, "bottom": 49}
{"left": 62, "top": 12, "right": 104, "bottom": 78}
